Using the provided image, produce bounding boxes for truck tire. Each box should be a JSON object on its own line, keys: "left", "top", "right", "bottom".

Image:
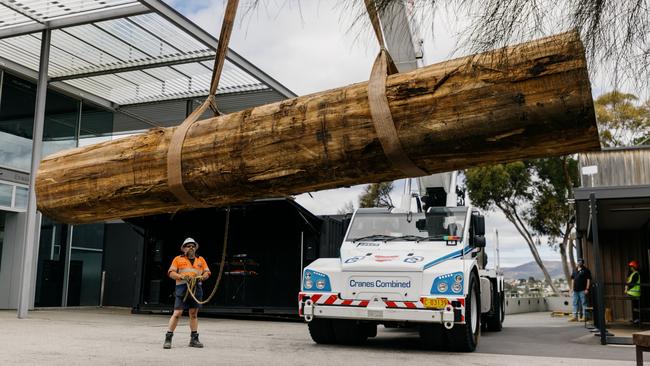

{"left": 486, "top": 291, "right": 505, "bottom": 331}
{"left": 308, "top": 319, "right": 336, "bottom": 344}
{"left": 332, "top": 319, "right": 368, "bottom": 345}
{"left": 446, "top": 272, "right": 480, "bottom": 352}
{"left": 360, "top": 322, "right": 377, "bottom": 338}
{"left": 419, "top": 324, "right": 446, "bottom": 350}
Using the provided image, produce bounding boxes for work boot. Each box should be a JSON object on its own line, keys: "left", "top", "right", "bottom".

{"left": 578, "top": 316, "right": 585, "bottom": 322}
{"left": 163, "top": 331, "right": 173, "bottom": 349}
{"left": 189, "top": 332, "right": 204, "bottom": 348}
{"left": 567, "top": 316, "right": 577, "bottom": 322}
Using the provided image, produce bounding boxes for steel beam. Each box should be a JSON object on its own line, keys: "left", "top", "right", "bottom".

{"left": 379, "top": 0, "right": 419, "bottom": 73}
{"left": 17, "top": 29, "right": 50, "bottom": 319}
{"left": 589, "top": 193, "right": 607, "bottom": 345}
{"left": 0, "top": 3, "right": 151, "bottom": 39}
{"left": 0, "top": 55, "right": 118, "bottom": 110}
{"left": 138, "top": 0, "right": 297, "bottom": 99}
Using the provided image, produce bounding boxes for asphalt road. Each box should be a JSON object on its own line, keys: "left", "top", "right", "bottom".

{"left": 0, "top": 309, "right": 643, "bottom": 365}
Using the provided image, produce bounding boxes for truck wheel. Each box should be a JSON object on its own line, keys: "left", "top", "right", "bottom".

{"left": 360, "top": 322, "right": 377, "bottom": 338}
{"left": 446, "top": 272, "right": 480, "bottom": 352}
{"left": 332, "top": 319, "right": 368, "bottom": 345}
{"left": 485, "top": 291, "right": 503, "bottom": 331}
{"left": 419, "top": 324, "right": 446, "bottom": 350}
{"left": 308, "top": 319, "right": 336, "bottom": 344}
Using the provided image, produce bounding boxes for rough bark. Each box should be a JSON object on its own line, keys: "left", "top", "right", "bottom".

{"left": 36, "top": 31, "right": 600, "bottom": 224}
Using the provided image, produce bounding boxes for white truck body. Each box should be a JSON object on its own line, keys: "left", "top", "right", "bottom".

{"left": 299, "top": 193, "right": 504, "bottom": 351}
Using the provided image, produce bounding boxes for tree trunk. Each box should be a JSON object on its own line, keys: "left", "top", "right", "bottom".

{"left": 568, "top": 237, "right": 577, "bottom": 270}
{"left": 559, "top": 239, "right": 572, "bottom": 286}
{"left": 36, "top": 31, "right": 600, "bottom": 224}
{"left": 501, "top": 206, "right": 559, "bottom": 294}
{"left": 560, "top": 222, "right": 574, "bottom": 285}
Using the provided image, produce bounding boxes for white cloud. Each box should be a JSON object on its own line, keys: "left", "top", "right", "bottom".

{"left": 295, "top": 184, "right": 366, "bottom": 215}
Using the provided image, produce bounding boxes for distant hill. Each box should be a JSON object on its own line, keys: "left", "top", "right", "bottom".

{"left": 502, "top": 261, "right": 566, "bottom": 280}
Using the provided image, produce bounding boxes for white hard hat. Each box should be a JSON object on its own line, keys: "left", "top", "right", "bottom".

{"left": 181, "top": 237, "right": 199, "bottom": 250}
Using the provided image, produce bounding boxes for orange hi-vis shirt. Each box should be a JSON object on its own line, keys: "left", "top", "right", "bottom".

{"left": 168, "top": 255, "right": 211, "bottom": 285}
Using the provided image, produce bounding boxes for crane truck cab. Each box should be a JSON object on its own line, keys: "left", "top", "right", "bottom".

{"left": 298, "top": 181, "right": 504, "bottom": 352}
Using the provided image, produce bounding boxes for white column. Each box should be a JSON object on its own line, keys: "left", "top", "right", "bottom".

{"left": 17, "top": 29, "right": 51, "bottom": 318}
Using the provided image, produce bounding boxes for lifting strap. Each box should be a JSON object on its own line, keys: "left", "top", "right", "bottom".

{"left": 165, "top": 0, "right": 239, "bottom": 305}
{"left": 166, "top": 0, "right": 240, "bottom": 207}
{"left": 364, "top": 0, "right": 426, "bottom": 177}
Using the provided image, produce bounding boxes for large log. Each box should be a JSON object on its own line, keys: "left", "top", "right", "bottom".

{"left": 37, "top": 31, "right": 600, "bottom": 224}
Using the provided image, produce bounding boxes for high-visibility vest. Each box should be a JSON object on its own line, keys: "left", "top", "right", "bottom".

{"left": 627, "top": 270, "right": 641, "bottom": 298}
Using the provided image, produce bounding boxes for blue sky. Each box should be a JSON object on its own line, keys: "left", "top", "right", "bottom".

{"left": 163, "top": 0, "right": 581, "bottom": 267}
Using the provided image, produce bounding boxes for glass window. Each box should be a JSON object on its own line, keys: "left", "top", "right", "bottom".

{"left": 67, "top": 223, "right": 105, "bottom": 306}
{"left": 43, "top": 89, "right": 79, "bottom": 157}
{"left": 0, "top": 73, "right": 36, "bottom": 171}
{"left": 14, "top": 186, "right": 27, "bottom": 209}
{"left": 78, "top": 102, "right": 113, "bottom": 147}
{"left": 34, "top": 218, "right": 68, "bottom": 307}
{"left": 0, "top": 73, "right": 80, "bottom": 169}
{"left": 0, "top": 182, "right": 12, "bottom": 207}
{"left": 72, "top": 224, "right": 105, "bottom": 250}
{"left": 69, "top": 249, "right": 102, "bottom": 306}
{"left": 345, "top": 207, "right": 468, "bottom": 242}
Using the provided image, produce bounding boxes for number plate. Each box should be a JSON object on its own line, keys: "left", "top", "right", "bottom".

{"left": 368, "top": 310, "right": 383, "bottom": 318}
{"left": 422, "top": 298, "right": 448, "bottom": 309}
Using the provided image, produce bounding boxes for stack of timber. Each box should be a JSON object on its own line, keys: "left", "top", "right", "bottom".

{"left": 36, "top": 31, "right": 601, "bottom": 224}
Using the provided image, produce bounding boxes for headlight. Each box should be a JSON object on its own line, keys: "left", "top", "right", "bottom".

{"left": 452, "top": 283, "right": 462, "bottom": 293}
{"left": 454, "top": 274, "right": 463, "bottom": 283}
{"left": 303, "top": 269, "right": 331, "bottom": 291}
{"left": 316, "top": 280, "right": 326, "bottom": 289}
{"left": 437, "top": 282, "right": 448, "bottom": 293}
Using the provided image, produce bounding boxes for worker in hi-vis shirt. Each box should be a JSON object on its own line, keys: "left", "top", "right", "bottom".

{"left": 163, "top": 237, "right": 211, "bottom": 349}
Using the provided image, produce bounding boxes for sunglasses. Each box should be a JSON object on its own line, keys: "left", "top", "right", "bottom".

{"left": 183, "top": 244, "right": 196, "bottom": 248}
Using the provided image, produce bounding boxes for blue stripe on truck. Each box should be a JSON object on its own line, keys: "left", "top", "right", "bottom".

{"left": 423, "top": 246, "right": 473, "bottom": 270}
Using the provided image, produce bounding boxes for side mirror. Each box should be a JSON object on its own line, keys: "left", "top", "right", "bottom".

{"left": 472, "top": 214, "right": 485, "bottom": 236}
{"left": 416, "top": 219, "right": 426, "bottom": 231}
{"left": 473, "top": 236, "right": 486, "bottom": 248}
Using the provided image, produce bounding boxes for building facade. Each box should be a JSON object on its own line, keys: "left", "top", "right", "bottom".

{"left": 574, "top": 146, "right": 650, "bottom": 343}
{"left": 0, "top": 0, "right": 295, "bottom": 311}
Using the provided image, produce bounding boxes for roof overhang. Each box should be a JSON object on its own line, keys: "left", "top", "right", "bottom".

{"left": 0, "top": 0, "right": 295, "bottom": 109}
{"left": 574, "top": 185, "right": 650, "bottom": 231}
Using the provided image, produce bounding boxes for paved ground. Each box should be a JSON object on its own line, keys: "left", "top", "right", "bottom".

{"left": 0, "top": 308, "right": 645, "bottom": 365}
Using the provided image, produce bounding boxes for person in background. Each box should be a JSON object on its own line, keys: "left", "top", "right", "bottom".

{"left": 569, "top": 258, "right": 591, "bottom": 322}
{"left": 625, "top": 260, "right": 641, "bottom": 324}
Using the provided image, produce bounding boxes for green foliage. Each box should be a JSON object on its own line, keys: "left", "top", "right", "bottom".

{"left": 465, "top": 157, "right": 579, "bottom": 244}
{"left": 528, "top": 157, "right": 579, "bottom": 242}
{"left": 595, "top": 91, "right": 650, "bottom": 147}
{"left": 464, "top": 161, "right": 532, "bottom": 212}
{"left": 359, "top": 182, "right": 394, "bottom": 208}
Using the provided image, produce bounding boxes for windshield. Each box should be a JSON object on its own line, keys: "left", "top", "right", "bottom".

{"left": 345, "top": 207, "right": 468, "bottom": 242}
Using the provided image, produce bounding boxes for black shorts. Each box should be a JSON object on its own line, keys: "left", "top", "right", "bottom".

{"left": 174, "top": 284, "right": 203, "bottom": 310}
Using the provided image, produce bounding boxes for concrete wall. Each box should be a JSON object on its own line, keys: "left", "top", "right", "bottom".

{"left": 505, "top": 296, "right": 572, "bottom": 315}
{"left": 0, "top": 211, "right": 40, "bottom": 310}
{"left": 546, "top": 296, "right": 573, "bottom": 312}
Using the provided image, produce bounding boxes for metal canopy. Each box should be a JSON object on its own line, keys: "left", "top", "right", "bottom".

{"left": 0, "top": 0, "right": 295, "bottom": 106}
